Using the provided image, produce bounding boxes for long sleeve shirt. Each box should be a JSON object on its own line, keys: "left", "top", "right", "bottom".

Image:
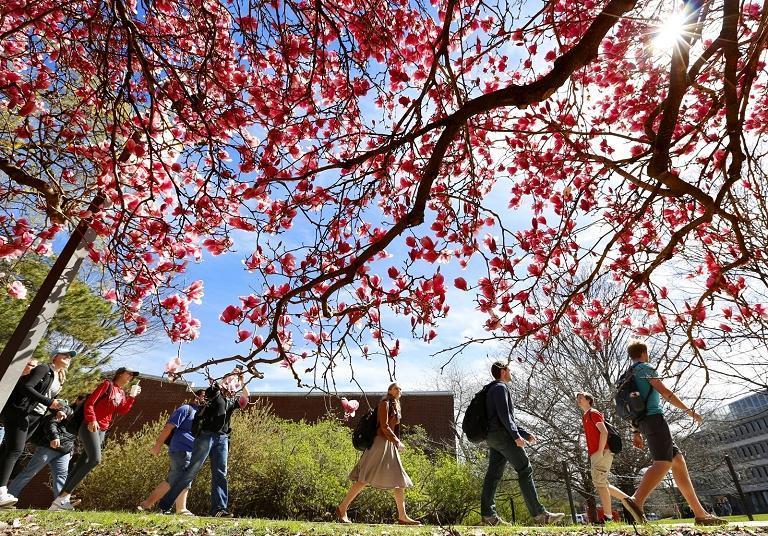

{"left": 376, "top": 398, "right": 401, "bottom": 443}
{"left": 34, "top": 406, "right": 76, "bottom": 453}
{"left": 485, "top": 381, "right": 530, "bottom": 441}
{"left": 84, "top": 379, "right": 136, "bottom": 431}
{"left": 6, "top": 364, "right": 55, "bottom": 414}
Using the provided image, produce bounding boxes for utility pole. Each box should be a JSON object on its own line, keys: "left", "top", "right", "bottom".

{"left": 0, "top": 193, "right": 105, "bottom": 409}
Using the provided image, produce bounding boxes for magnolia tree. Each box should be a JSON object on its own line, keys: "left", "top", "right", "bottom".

{"left": 1, "top": 0, "right": 767, "bottom": 385}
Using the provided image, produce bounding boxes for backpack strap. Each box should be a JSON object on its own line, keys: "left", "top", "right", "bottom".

{"left": 630, "top": 362, "right": 654, "bottom": 404}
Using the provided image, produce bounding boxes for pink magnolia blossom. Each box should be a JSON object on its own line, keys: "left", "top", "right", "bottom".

{"left": 220, "top": 305, "right": 243, "bottom": 323}
{"left": 340, "top": 397, "right": 360, "bottom": 419}
{"left": 103, "top": 288, "right": 118, "bottom": 303}
{"left": 6, "top": 281, "right": 27, "bottom": 299}
{"left": 165, "top": 356, "right": 183, "bottom": 374}
{"left": 236, "top": 329, "right": 251, "bottom": 342}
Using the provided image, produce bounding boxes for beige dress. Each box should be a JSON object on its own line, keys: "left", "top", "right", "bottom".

{"left": 349, "top": 398, "right": 413, "bottom": 489}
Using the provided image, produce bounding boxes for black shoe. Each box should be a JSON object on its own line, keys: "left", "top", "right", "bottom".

{"left": 213, "top": 510, "right": 234, "bottom": 518}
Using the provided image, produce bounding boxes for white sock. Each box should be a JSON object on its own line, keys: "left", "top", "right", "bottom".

{"left": 0, "top": 486, "right": 7, "bottom": 495}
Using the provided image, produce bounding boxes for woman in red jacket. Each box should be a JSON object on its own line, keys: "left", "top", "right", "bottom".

{"left": 49, "top": 367, "right": 142, "bottom": 511}
{"left": 336, "top": 383, "right": 420, "bottom": 525}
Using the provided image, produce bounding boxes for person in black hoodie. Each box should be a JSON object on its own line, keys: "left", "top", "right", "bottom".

{"left": 0, "top": 350, "right": 72, "bottom": 507}
{"left": 7, "top": 395, "right": 86, "bottom": 501}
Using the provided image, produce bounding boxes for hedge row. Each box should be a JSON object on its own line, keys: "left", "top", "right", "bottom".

{"left": 77, "top": 405, "right": 483, "bottom": 524}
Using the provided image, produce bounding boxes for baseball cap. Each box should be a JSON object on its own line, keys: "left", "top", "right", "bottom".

{"left": 115, "top": 366, "right": 140, "bottom": 377}
{"left": 52, "top": 349, "right": 76, "bottom": 358}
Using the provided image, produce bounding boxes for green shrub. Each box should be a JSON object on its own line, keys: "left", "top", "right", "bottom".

{"left": 77, "top": 406, "right": 481, "bottom": 523}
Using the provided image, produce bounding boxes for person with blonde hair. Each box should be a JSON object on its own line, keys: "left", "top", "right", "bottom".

{"left": 0, "top": 350, "right": 73, "bottom": 507}
{"left": 336, "top": 383, "right": 420, "bottom": 525}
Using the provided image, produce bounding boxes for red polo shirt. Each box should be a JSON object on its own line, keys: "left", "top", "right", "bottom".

{"left": 582, "top": 408, "right": 605, "bottom": 455}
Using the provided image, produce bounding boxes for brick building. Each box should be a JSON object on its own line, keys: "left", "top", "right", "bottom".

{"left": 16, "top": 374, "right": 454, "bottom": 508}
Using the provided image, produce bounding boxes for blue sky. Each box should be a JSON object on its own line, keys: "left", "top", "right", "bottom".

{"left": 109, "top": 173, "right": 534, "bottom": 393}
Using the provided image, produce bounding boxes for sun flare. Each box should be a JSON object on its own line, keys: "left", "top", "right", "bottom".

{"left": 653, "top": 11, "right": 689, "bottom": 51}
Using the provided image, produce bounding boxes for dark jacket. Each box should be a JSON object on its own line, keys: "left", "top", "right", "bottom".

{"left": 199, "top": 386, "right": 239, "bottom": 435}
{"left": 485, "top": 381, "right": 531, "bottom": 441}
{"left": 3, "top": 364, "right": 56, "bottom": 415}
{"left": 32, "top": 406, "right": 76, "bottom": 454}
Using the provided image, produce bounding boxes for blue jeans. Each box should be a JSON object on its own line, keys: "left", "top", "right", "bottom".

{"left": 167, "top": 450, "right": 192, "bottom": 489}
{"left": 158, "top": 432, "right": 229, "bottom": 515}
{"left": 481, "top": 430, "right": 544, "bottom": 518}
{"left": 8, "top": 446, "right": 71, "bottom": 498}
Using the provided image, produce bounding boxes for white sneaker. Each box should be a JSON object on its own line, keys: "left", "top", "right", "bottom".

{"left": 0, "top": 492, "right": 18, "bottom": 508}
{"left": 49, "top": 497, "right": 75, "bottom": 511}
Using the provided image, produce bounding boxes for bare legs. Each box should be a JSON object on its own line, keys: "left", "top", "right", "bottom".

{"left": 393, "top": 488, "right": 418, "bottom": 523}
{"left": 632, "top": 461, "right": 671, "bottom": 510}
{"left": 140, "top": 481, "right": 189, "bottom": 512}
{"left": 633, "top": 454, "right": 710, "bottom": 519}
{"left": 337, "top": 481, "right": 367, "bottom": 522}
{"left": 337, "top": 482, "right": 417, "bottom": 523}
{"left": 669, "top": 454, "right": 709, "bottom": 518}
{"left": 596, "top": 484, "right": 629, "bottom": 520}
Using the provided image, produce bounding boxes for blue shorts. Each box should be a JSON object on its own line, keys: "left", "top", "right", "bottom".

{"left": 167, "top": 449, "right": 193, "bottom": 489}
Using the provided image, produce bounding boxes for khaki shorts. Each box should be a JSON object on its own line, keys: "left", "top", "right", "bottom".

{"left": 590, "top": 451, "right": 614, "bottom": 488}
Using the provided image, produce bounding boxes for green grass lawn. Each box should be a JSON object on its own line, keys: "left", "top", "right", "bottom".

{"left": 654, "top": 512, "right": 768, "bottom": 524}
{"left": 1, "top": 510, "right": 767, "bottom": 536}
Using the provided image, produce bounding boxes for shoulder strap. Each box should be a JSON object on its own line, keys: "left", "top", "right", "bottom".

{"left": 100, "top": 380, "right": 113, "bottom": 402}
{"left": 630, "top": 363, "right": 655, "bottom": 402}
{"left": 90, "top": 380, "right": 113, "bottom": 408}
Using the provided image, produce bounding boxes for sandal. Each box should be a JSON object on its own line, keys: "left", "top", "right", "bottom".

{"left": 336, "top": 507, "right": 351, "bottom": 524}
{"left": 695, "top": 515, "right": 727, "bottom": 526}
{"left": 397, "top": 518, "right": 422, "bottom": 526}
{"left": 176, "top": 509, "right": 196, "bottom": 516}
{"left": 620, "top": 496, "right": 646, "bottom": 524}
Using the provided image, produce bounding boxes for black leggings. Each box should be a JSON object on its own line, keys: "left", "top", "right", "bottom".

{"left": 61, "top": 423, "right": 105, "bottom": 494}
{"left": 0, "top": 411, "right": 42, "bottom": 487}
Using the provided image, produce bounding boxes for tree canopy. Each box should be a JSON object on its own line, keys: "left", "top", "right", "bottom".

{"left": 1, "top": 0, "right": 767, "bottom": 385}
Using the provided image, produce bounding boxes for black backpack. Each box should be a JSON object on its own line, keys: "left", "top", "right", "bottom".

{"left": 605, "top": 421, "right": 623, "bottom": 453}
{"left": 615, "top": 362, "right": 652, "bottom": 422}
{"left": 191, "top": 397, "right": 212, "bottom": 438}
{"left": 462, "top": 382, "right": 494, "bottom": 443}
{"left": 352, "top": 406, "right": 378, "bottom": 451}
{"left": 587, "top": 410, "right": 623, "bottom": 454}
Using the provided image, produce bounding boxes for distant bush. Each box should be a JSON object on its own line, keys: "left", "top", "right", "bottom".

{"left": 78, "top": 405, "right": 480, "bottom": 523}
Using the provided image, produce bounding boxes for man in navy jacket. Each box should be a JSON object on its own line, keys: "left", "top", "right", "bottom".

{"left": 480, "top": 361, "right": 565, "bottom": 526}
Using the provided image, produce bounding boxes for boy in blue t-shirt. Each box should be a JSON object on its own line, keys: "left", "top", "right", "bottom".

{"left": 137, "top": 389, "right": 205, "bottom": 515}
{"left": 622, "top": 341, "right": 725, "bottom": 527}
